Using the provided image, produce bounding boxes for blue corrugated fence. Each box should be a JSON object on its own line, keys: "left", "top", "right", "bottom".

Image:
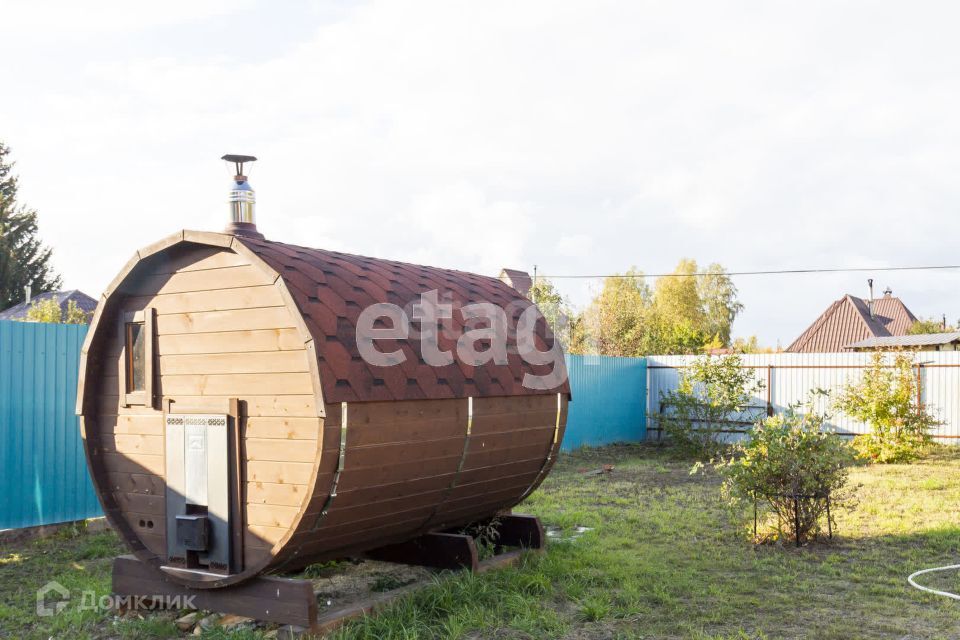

{"left": 0, "top": 324, "right": 645, "bottom": 530}
{"left": 562, "top": 354, "right": 647, "bottom": 450}
{"left": 0, "top": 320, "right": 101, "bottom": 529}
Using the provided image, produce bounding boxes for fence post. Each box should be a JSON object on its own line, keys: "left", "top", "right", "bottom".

{"left": 646, "top": 363, "right": 652, "bottom": 441}
{"left": 916, "top": 363, "right": 923, "bottom": 415}
{"left": 794, "top": 494, "right": 801, "bottom": 548}
{"left": 766, "top": 365, "right": 773, "bottom": 417}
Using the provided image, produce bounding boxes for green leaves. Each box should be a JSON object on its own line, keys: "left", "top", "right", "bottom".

{"left": 576, "top": 260, "right": 744, "bottom": 356}
{"left": 835, "top": 352, "right": 938, "bottom": 463}
{"left": 720, "top": 396, "right": 857, "bottom": 544}
{"left": 23, "top": 298, "right": 89, "bottom": 324}
{"left": 528, "top": 278, "right": 584, "bottom": 354}
{"left": 658, "top": 354, "right": 765, "bottom": 458}
{"left": 908, "top": 317, "right": 956, "bottom": 334}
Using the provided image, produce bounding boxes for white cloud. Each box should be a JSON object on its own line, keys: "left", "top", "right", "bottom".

{"left": 555, "top": 235, "right": 595, "bottom": 258}
{"left": 0, "top": 0, "right": 251, "bottom": 39}
{"left": 400, "top": 182, "right": 536, "bottom": 275}
{"left": 3, "top": 0, "right": 960, "bottom": 346}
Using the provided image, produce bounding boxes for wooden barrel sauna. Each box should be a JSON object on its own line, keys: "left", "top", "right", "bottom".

{"left": 77, "top": 229, "right": 570, "bottom": 589}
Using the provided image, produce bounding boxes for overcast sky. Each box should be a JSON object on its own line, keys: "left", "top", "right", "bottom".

{"left": 3, "top": 0, "right": 959, "bottom": 346}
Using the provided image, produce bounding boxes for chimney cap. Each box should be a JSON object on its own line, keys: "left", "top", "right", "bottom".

{"left": 221, "top": 154, "right": 257, "bottom": 178}
{"left": 221, "top": 154, "right": 257, "bottom": 163}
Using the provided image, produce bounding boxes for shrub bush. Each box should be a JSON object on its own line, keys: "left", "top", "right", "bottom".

{"left": 658, "top": 354, "right": 765, "bottom": 458}
{"left": 719, "top": 394, "right": 857, "bottom": 545}
{"left": 835, "top": 352, "right": 938, "bottom": 463}
{"left": 23, "top": 298, "right": 89, "bottom": 324}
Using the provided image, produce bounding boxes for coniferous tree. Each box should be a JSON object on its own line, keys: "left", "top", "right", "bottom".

{"left": 0, "top": 142, "right": 61, "bottom": 309}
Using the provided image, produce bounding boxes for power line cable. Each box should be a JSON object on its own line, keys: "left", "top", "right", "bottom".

{"left": 539, "top": 265, "right": 960, "bottom": 279}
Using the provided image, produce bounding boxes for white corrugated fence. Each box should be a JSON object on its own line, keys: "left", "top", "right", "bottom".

{"left": 646, "top": 352, "right": 960, "bottom": 441}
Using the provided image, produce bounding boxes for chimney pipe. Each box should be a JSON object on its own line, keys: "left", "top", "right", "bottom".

{"left": 867, "top": 278, "right": 875, "bottom": 318}
{"left": 221, "top": 154, "right": 264, "bottom": 239}
{"left": 24, "top": 283, "right": 31, "bottom": 304}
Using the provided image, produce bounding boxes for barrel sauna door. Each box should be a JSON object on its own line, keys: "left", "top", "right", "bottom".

{"left": 163, "top": 413, "right": 241, "bottom": 576}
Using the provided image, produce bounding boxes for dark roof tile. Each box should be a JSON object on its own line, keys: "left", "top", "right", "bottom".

{"left": 239, "top": 238, "right": 569, "bottom": 403}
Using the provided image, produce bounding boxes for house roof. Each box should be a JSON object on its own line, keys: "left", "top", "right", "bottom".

{"left": 239, "top": 237, "right": 569, "bottom": 404}
{"left": 845, "top": 332, "right": 960, "bottom": 350}
{"left": 498, "top": 268, "right": 533, "bottom": 298}
{"left": 786, "top": 294, "right": 917, "bottom": 353}
{"left": 0, "top": 289, "right": 98, "bottom": 321}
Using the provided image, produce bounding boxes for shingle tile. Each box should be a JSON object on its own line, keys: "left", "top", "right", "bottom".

{"left": 238, "top": 237, "right": 570, "bottom": 403}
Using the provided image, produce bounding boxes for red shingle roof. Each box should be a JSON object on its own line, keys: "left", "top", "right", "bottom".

{"left": 786, "top": 294, "right": 917, "bottom": 353}
{"left": 239, "top": 237, "right": 569, "bottom": 404}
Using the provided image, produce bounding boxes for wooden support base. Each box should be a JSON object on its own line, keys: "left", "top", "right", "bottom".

{"left": 111, "top": 515, "right": 546, "bottom": 633}
{"left": 112, "top": 556, "right": 318, "bottom": 628}
{"left": 365, "top": 532, "right": 479, "bottom": 571}
{"left": 491, "top": 514, "right": 545, "bottom": 550}
{"left": 364, "top": 513, "right": 545, "bottom": 572}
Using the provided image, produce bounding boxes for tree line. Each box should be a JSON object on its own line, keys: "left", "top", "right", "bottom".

{"left": 530, "top": 261, "right": 767, "bottom": 356}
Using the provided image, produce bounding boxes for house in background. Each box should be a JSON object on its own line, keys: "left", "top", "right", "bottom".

{"left": 845, "top": 332, "right": 960, "bottom": 352}
{"left": 786, "top": 287, "right": 917, "bottom": 353}
{"left": 498, "top": 268, "right": 533, "bottom": 298}
{"left": 0, "top": 289, "right": 98, "bottom": 321}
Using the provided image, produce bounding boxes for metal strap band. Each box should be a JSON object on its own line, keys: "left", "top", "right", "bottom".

{"left": 457, "top": 396, "right": 474, "bottom": 476}
{"left": 518, "top": 393, "right": 563, "bottom": 502}
{"left": 420, "top": 396, "right": 473, "bottom": 530}
{"left": 552, "top": 391, "right": 562, "bottom": 444}
{"left": 312, "top": 401, "right": 348, "bottom": 530}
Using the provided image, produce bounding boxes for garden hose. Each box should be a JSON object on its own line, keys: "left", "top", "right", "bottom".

{"left": 908, "top": 564, "right": 960, "bottom": 600}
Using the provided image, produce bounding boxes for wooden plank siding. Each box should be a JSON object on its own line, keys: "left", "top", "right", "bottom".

{"left": 87, "top": 245, "right": 323, "bottom": 582}
{"left": 155, "top": 307, "right": 296, "bottom": 335}
{"left": 157, "top": 329, "right": 305, "bottom": 355}
{"left": 131, "top": 265, "right": 271, "bottom": 296}
{"left": 276, "top": 394, "right": 564, "bottom": 564}
{"left": 122, "top": 285, "right": 285, "bottom": 315}
{"left": 160, "top": 351, "right": 309, "bottom": 375}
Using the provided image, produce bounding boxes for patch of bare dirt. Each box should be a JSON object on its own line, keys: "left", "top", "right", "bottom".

{"left": 302, "top": 558, "right": 434, "bottom": 614}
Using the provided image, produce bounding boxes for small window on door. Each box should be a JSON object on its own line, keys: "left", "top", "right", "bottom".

{"left": 122, "top": 309, "right": 155, "bottom": 407}
{"left": 125, "top": 321, "right": 145, "bottom": 393}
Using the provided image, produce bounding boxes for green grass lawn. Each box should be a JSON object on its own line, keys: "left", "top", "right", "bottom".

{"left": 4, "top": 444, "right": 960, "bottom": 639}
